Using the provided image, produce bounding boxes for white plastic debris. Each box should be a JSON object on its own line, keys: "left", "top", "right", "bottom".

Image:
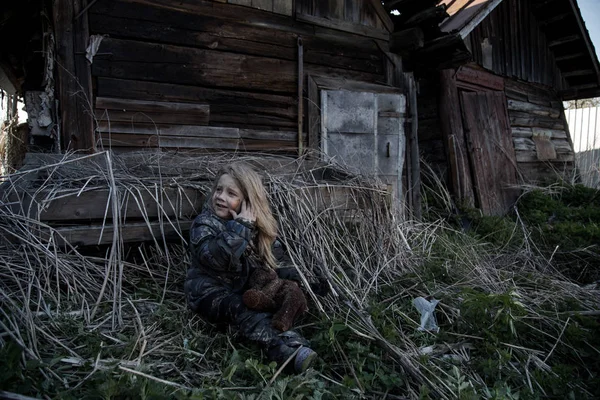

{"left": 86, "top": 35, "right": 107, "bottom": 64}
{"left": 413, "top": 296, "right": 440, "bottom": 333}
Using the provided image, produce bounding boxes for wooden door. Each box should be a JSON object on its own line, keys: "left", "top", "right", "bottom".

{"left": 320, "top": 89, "right": 406, "bottom": 201}
{"left": 460, "top": 91, "right": 519, "bottom": 215}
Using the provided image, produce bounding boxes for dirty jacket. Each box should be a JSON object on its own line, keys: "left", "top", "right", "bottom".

{"left": 188, "top": 207, "right": 289, "bottom": 293}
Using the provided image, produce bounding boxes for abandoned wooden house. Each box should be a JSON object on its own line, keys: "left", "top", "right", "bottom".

{"left": 390, "top": 0, "right": 600, "bottom": 215}
{"left": 1, "top": 0, "right": 600, "bottom": 244}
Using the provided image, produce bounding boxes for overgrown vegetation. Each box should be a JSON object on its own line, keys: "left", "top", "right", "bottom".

{"left": 1, "top": 153, "right": 599, "bottom": 399}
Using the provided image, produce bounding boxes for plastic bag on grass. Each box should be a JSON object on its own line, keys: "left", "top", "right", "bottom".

{"left": 413, "top": 297, "right": 440, "bottom": 333}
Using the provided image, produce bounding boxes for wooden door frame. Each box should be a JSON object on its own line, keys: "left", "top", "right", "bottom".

{"left": 439, "top": 64, "right": 507, "bottom": 209}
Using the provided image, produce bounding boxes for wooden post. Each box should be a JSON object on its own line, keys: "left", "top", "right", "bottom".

{"left": 405, "top": 73, "right": 422, "bottom": 219}
{"left": 53, "top": 0, "right": 95, "bottom": 152}
{"left": 297, "top": 37, "right": 304, "bottom": 156}
{"left": 438, "top": 69, "right": 475, "bottom": 207}
{"left": 74, "top": 0, "right": 96, "bottom": 152}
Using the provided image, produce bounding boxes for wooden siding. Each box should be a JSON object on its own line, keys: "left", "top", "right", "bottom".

{"left": 295, "top": 0, "right": 391, "bottom": 34}
{"left": 421, "top": 66, "right": 575, "bottom": 209}
{"left": 505, "top": 79, "right": 575, "bottom": 183}
{"left": 465, "top": 0, "right": 568, "bottom": 91}
{"left": 227, "top": 0, "right": 293, "bottom": 16}
{"left": 88, "top": 0, "right": 391, "bottom": 153}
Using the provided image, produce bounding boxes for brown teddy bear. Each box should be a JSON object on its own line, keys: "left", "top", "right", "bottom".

{"left": 242, "top": 266, "right": 308, "bottom": 332}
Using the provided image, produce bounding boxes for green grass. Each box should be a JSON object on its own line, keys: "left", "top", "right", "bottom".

{"left": 2, "top": 154, "right": 600, "bottom": 399}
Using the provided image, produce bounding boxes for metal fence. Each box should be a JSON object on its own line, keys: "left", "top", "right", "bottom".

{"left": 565, "top": 106, "right": 600, "bottom": 188}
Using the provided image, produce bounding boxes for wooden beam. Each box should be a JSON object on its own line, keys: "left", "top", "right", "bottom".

{"left": 96, "top": 97, "right": 210, "bottom": 114}
{"left": 548, "top": 35, "right": 580, "bottom": 47}
{"left": 53, "top": 0, "right": 79, "bottom": 151}
{"left": 438, "top": 69, "right": 474, "bottom": 206}
{"left": 555, "top": 52, "right": 585, "bottom": 62}
{"left": 562, "top": 69, "right": 595, "bottom": 78}
{"left": 457, "top": 0, "right": 503, "bottom": 39}
{"left": 11, "top": 187, "right": 204, "bottom": 221}
{"left": 73, "top": 0, "right": 95, "bottom": 152}
{"left": 568, "top": 0, "right": 600, "bottom": 85}
{"left": 538, "top": 12, "right": 571, "bottom": 27}
{"left": 507, "top": 100, "right": 560, "bottom": 118}
{"left": 49, "top": 220, "right": 189, "bottom": 246}
{"left": 368, "top": 0, "right": 395, "bottom": 33}
{"left": 296, "top": 13, "right": 389, "bottom": 41}
{"left": 403, "top": 6, "right": 448, "bottom": 29}
{"left": 390, "top": 27, "right": 425, "bottom": 54}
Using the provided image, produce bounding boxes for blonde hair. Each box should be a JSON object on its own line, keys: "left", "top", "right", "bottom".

{"left": 212, "top": 162, "right": 278, "bottom": 269}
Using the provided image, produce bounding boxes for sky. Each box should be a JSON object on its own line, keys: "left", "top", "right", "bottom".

{"left": 578, "top": 0, "right": 600, "bottom": 59}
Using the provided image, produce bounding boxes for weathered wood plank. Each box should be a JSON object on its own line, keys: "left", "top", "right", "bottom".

{"left": 296, "top": 12, "right": 389, "bottom": 40}
{"left": 73, "top": 0, "right": 95, "bottom": 152}
{"left": 367, "top": 0, "right": 394, "bottom": 32}
{"left": 96, "top": 78, "right": 297, "bottom": 128}
{"left": 272, "top": 0, "right": 292, "bottom": 15}
{"left": 455, "top": 66, "right": 504, "bottom": 91}
{"left": 96, "top": 78, "right": 295, "bottom": 109}
{"left": 251, "top": 0, "right": 273, "bottom": 12}
{"left": 229, "top": 0, "right": 252, "bottom": 5}
{"left": 53, "top": 0, "right": 81, "bottom": 151}
{"left": 93, "top": 38, "right": 297, "bottom": 93}
{"left": 93, "top": 37, "right": 383, "bottom": 93}
{"left": 512, "top": 127, "right": 533, "bottom": 138}
{"left": 96, "top": 97, "right": 210, "bottom": 114}
{"left": 532, "top": 135, "right": 557, "bottom": 161}
{"left": 49, "top": 220, "right": 189, "bottom": 246}
{"left": 11, "top": 187, "right": 204, "bottom": 222}
{"left": 390, "top": 28, "right": 425, "bottom": 54}
{"left": 507, "top": 99, "right": 561, "bottom": 118}
{"left": 90, "top": 1, "right": 384, "bottom": 68}
{"left": 461, "top": 91, "right": 519, "bottom": 215}
{"left": 307, "top": 76, "right": 320, "bottom": 151}
{"left": 100, "top": 134, "right": 295, "bottom": 150}
{"left": 94, "top": 110, "right": 210, "bottom": 126}
{"left": 97, "top": 123, "right": 240, "bottom": 137}
{"left": 532, "top": 127, "right": 568, "bottom": 139}
{"left": 438, "top": 69, "right": 474, "bottom": 206}
{"left": 509, "top": 111, "right": 565, "bottom": 129}
{"left": 517, "top": 161, "right": 575, "bottom": 183}
{"left": 516, "top": 151, "right": 574, "bottom": 162}
{"left": 513, "top": 127, "right": 569, "bottom": 140}
{"left": 328, "top": 0, "right": 344, "bottom": 20}
{"left": 513, "top": 137, "right": 535, "bottom": 151}
{"left": 345, "top": 0, "right": 359, "bottom": 23}
{"left": 97, "top": 123, "right": 297, "bottom": 142}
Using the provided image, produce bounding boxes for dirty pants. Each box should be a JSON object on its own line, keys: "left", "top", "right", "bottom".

{"left": 184, "top": 272, "right": 309, "bottom": 365}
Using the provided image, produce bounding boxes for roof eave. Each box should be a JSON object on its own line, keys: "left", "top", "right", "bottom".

{"left": 457, "top": 0, "right": 505, "bottom": 39}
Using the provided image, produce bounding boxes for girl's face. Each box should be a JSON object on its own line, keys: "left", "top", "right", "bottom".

{"left": 212, "top": 173, "right": 244, "bottom": 220}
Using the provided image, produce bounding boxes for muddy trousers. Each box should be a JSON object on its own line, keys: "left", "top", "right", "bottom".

{"left": 184, "top": 273, "right": 309, "bottom": 365}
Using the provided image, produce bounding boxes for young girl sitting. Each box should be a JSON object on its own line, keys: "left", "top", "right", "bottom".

{"left": 184, "top": 162, "right": 317, "bottom": 373}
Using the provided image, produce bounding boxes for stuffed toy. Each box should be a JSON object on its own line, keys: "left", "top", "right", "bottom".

{"left": 243, "top": 266, "right": 308, "bottom": 332}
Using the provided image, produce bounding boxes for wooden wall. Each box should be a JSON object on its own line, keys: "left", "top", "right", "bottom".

{"left": 226, "top": 0, "right": 293, "bottom": 16}
{"left": 505, "top": 79, "right": 575, "bottom": 183}
{"left": 418, "top": 71, "right": 575, "bottom": 199}
{"left": 465, "top": 0, "right": 568, "bottom": 91}
{"left": 87, "top": 0, "right": 392, "bottom": 153}
{"left": 416, "top": 76, "right": 447, "bottom": 182}
{"left": 295, "top": 0, "right": 390, "bottom": 36}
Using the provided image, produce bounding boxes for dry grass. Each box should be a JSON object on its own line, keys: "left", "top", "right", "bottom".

{"left": 1, "top": 151, "right": 599, "bottom": 399}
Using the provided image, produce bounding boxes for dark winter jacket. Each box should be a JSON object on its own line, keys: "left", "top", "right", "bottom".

{"left": 188, "top": 207, "right": 291, "bottom": 293}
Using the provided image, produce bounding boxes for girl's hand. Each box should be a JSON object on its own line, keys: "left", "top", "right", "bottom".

{"left": 230, "top": 200, "right": 256, "bottom": 223}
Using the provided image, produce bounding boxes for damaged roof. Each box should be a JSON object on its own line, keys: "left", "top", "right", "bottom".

{"left": 438, "top": 0, "right": 600, "bottom": 100}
